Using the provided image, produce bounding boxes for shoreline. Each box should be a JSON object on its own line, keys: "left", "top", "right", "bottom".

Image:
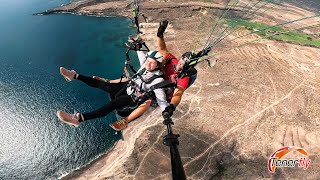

{"left": 33, "top": 0, "right": 132, "bottom": 17}
{"left": 59, "top": 140, "right": 120, "bottom": 179}
{"left": 33, "top": 0, "right": 320, "bottom": 17}
{"left": 59, "top": 21, "right": 175, "bottom": 179}
{"left": 60, "top": 107, "right": 164, "bottom": 180}
{"left": 48, "top": 1, "right": 320, "bottom": 179}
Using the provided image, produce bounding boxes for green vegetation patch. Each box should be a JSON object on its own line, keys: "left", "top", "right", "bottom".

{"left": 225, "top": 19, "right": 320, "bottom": 48}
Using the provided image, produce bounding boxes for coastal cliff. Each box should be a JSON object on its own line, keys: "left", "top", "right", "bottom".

{"left": 46, "top": 0, "right": 320, "bottom": 179}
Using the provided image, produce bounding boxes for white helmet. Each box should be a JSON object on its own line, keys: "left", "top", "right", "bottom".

{"left": 146, "top": 51, "right": 163, "bottom": 63}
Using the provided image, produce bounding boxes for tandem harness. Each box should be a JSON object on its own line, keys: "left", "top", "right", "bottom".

{"left": 116, "top": 67, "right": 163, "bottom": 117}
{"left": 127, "top": 67, "right": 163, "bottom": 101}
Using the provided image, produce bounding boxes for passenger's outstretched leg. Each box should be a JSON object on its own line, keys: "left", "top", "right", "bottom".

{"left": 81, "top": 95, "right": 133, "bottom": 121}
{"left": 59, "top": 67, "right": 126, "bottom": 97}
{"left": 57, "top": 95, "right": 133, "bottom": 127}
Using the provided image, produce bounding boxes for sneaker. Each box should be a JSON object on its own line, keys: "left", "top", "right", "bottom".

{"left": 109, "top": 118, "right": 128, "bottom": 131}
{"left": 60, "top": 67, "right": 77, "bottom": 82}
{"left": 56, "top": 111, "right": 82, "bottom": 127}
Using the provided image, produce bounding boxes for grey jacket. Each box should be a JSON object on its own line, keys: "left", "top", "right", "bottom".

{"left": 126, "top": 51, "right": 169, "bottom": 111}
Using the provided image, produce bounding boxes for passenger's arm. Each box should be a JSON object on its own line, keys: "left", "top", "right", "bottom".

{"left": 103, "top": 50, "right": 146, "bottom": 83}
{"left": 154, "top": 87, "right": 170, "bottom": 111}
{"left": 93, "top": 76, "right": 128, "bottom": 83}
{"left": 152, "top": 78, "right": 170, "bottom": 111}
{"left": 125, "top": 100, "right": 152, "bottom": 123}
{"left": 137, "top": 51, "right": 147, "bottom": 67}
{"left": 108, "top": 78, "right": 128, "bottom": 83}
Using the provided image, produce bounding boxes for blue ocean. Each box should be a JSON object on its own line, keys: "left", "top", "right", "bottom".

{"left": 0, "top": 0, "right": 136, "bottom": 179}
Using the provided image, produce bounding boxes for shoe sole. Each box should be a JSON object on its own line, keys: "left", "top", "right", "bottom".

{"left": 109, "top": 123, "right": 126, "bottom": 131}
{"left": 56, "top": 111, "right": 79, "bottom": 127}
{"left": 60, "top": 67, "right": 72, "bottom": 82}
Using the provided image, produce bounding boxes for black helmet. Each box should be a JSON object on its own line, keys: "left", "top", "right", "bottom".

{"left": 181, "top": 51, "right": 195, "bottom": 63}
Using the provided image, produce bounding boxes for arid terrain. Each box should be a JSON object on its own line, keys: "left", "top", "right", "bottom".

{"left": 46, "top": 0, "right": 320, "bottom": 179}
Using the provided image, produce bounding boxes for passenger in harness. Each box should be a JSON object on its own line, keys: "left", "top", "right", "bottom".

{"left": 113, "top": 20, "right": 197, "bottom": 122}
{"left": 56, "top": 50, "right": 169, "bottom": 128}
{"left": 109, "top": 20, "right": 200, "bottom": 130}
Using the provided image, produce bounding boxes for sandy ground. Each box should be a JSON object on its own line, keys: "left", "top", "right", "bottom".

{"left": 54, "top": 0, "right": 320, "bottom": 179}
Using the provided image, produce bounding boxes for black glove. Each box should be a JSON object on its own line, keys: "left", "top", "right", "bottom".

{"left": 162, "top": 104, "right": 176, "bottom": 118}
{"left": 157, "top": 20, "right": 168, "bottom": 38}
